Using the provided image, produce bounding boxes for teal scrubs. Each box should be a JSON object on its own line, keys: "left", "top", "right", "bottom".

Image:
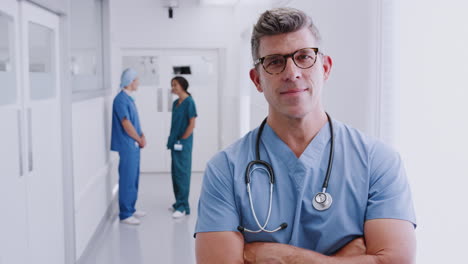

{"left": 111, "top": 91, "right": 142, "bottom": 220}
{"left": 167, "top": 96, "right": 197, "bottom": 214}
{"left": 195, "top": 119, "right": 416, "bottom": 254}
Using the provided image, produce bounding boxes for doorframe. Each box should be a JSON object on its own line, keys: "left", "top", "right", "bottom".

{"left": 58, "top": 8, "right": 77, "bottom": 264}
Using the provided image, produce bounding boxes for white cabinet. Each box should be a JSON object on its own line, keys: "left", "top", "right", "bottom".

{"left": 0, "top": 1, "right": 64, "bottom": 263}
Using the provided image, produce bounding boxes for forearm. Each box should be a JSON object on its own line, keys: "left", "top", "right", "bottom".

{"left": 122, "top": 119, "right": 142, "bottom": 143}
{"left": 284, "top": 248, "right": 381, "bottom": 264}
{"left": 244, "top": 243, "right": 375, "bottom": 264}
{"left": 245, "top": 220, "right": 415, "bottom": 264}
{"left": 180, "top": 118, "right": 195, "bottom": 139}
{"left": 181, "top": 125, "right": 194, "bottom": 139}
{"left": 245, "top": 242, "right": 411, "bottom": 264}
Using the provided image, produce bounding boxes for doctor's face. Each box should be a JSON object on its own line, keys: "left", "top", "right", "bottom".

{"left": 249, "top": 27, "right": 332, "bottom": 120}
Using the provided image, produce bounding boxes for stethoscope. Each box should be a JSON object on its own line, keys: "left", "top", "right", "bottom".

{"left": 237, "top": 113, "right": 335, "bottom": 234}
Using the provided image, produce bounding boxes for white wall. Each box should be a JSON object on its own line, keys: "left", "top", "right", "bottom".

{"left": 396, "top": 1, "right": 468, "bottom": 263}
{"left": 72, "top": 97, "right": 117, "bottom": 258}
{"left": 233, "top": 0, "right": 272, "bottom": 135}
{"left": 269, "top": 0, "right": 381, "bottom": 136}
{"left": 234, "top": 0, "right": 383, "bottom": 136}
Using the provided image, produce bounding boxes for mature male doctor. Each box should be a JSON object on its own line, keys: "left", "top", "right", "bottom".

{"left": 111, "top": 68, "right": 147, "bottom": 225}
{"left": 195, "top": 8, "right": 416, "bottom": 263}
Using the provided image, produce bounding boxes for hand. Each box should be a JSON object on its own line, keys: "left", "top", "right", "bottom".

{"left": 333, "top": 237, "right": 367, "bottom": 257}
{"left": 139, "top": 135, "right": 147, "bottom": 148}
{"left": 244, "top": 242, "right": 287, "bottom": 264}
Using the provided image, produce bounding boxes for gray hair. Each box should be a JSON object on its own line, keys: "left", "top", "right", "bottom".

{"left": 251, "top": 7, "right": 322, "bottom": 63}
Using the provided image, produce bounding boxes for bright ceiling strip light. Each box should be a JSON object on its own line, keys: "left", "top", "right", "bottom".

{"left": 200, "top": 0, "right": 240, "bottom": 6}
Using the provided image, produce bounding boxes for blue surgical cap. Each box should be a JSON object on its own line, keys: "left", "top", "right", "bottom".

{"left": 120, "top": 68, "right": 138, "bottom": 89}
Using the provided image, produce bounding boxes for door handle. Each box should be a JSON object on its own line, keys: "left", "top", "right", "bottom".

{"left": 157, "top": 88, "right": 163, "bottom": 112}
{"left": 27, "top": 108, "right": 33, "bottom": 172}
{"left": 17, "top": 109, "right": 24, "bottom": 177}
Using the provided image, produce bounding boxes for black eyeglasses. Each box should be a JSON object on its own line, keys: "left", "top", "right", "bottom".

{"left": 254, "top": 47, "right": 320, "bottom": 75}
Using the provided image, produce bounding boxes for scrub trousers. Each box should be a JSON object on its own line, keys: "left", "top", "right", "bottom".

{"left": 170, "top": 139, "right": 193, "bottom": 214}
{"left": 118, "top": 148, "right": 141, "bottom": 220}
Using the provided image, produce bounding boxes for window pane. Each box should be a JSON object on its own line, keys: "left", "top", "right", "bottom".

{"left": 29, "top": 22, "right": 55, "bottom": 100}
{"left": 0, "top": 12, "right": 17, "bottom": 106}
{"left": 70, "top": 0, "right": 104, "bottom": 92}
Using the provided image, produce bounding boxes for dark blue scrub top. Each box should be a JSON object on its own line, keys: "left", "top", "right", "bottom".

{"left": 167, "top": 96, "right": 197, "bottom": 149}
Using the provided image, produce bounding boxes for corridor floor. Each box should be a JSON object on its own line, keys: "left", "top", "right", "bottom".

{"left": 79, "top": 172, "right": 203, "bottom": 264}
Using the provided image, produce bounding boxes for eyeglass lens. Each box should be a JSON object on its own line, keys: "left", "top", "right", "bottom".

{"left": 262, "top": 48, "right": 317, "bottom": 74}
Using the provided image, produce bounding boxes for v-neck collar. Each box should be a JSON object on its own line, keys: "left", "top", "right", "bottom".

{"left": 176, "top": 96, "right": 190, "bottom": 108}
{"left": 260, "top": 121, "right": 333, "bottom": 188}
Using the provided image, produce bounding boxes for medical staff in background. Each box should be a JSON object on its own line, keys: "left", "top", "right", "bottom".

{"left": 195, "top": 7, "right": 417, "bottom": 263}
{"left": 111, "top": 68, "right": 147, "bottom": 225}
{"left": 167, "top": 76, "right": 198, "bottom": 219}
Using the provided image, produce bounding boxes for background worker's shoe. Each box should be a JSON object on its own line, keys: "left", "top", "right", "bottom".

{"left": 120, "top": 216, "right": 141, "bottom": 225}
{"left": 133, "top": 210, "right": 147, "bottom": 218}
{"left": 172, "top": 210, "right": 186, "bottom": 219}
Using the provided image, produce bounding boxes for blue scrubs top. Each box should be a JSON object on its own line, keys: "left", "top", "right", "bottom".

{"left": 167, "top": 96, "right": 197, "bottom": 149}
{"left": 111, "top": 91, "right": 142, "bottom": 152}
{"left": 195, "top": 119, "right": 416, "bottom": 255}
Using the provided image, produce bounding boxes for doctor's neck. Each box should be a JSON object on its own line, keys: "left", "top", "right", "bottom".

{"left": 267, "top": 110, "right": 328, "bottom": 157}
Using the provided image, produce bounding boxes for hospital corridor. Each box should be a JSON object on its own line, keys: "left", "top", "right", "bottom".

{"left": 1, "top": 0, "right": 468, "bottom": 263}
{"left": 78, "top": 173, "right": 203, "bottom": 264}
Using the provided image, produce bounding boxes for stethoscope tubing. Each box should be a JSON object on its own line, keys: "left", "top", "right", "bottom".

{"left": 239, "top": 113, "right": 334, "bottom": 233}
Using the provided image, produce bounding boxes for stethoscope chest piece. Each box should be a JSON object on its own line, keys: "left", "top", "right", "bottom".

{"left": 312, "top": 192, "right": 333, "bottom": 211}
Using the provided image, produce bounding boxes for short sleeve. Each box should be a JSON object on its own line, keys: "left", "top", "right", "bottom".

{"left": 366, "top": 142, "right": 417, "bottom": 227}
{"left": 113, "top": 97, "right": 130, "bottom": 122}
{"left": 195, "top": 153, "right": 240, "bottom": 236}
{"left": 187, "top": 98, "right": 197, "bottom": 119}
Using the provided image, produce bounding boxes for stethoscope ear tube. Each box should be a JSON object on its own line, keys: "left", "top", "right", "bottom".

{"left": 322, "top": 112, "right": 334, "bottom": 190}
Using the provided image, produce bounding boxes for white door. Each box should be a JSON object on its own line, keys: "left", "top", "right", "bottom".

{"left": 122, "top": 49, "right": 220, "bottom": 173}
{"left": 0, "top": 2, "right": 28, "bottom": 264}
{"left": 20, "top": 2, "right": 64, "bottom": 263}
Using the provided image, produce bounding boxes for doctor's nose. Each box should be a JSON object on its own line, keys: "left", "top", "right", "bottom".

{"left": 281, "top": 57, "right": 302, "bottom": 81}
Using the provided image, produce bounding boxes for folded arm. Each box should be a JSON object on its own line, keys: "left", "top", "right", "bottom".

{"left": 244, "top": 219, "right": 416, "bottom": 264}
{"left": 195, "top": 219, "right": 416, "bottom": 264}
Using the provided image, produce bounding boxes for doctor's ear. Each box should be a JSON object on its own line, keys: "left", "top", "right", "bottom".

{"left": 250, "top": 68, "right": 263, "bottom": 93}
{"left": 322, "top": 55, "right": 333, "bottom": 81}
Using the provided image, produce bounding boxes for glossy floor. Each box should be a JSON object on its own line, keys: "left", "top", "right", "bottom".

{"left": 79, "top": 172, "right": 203, "bottom": 264}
